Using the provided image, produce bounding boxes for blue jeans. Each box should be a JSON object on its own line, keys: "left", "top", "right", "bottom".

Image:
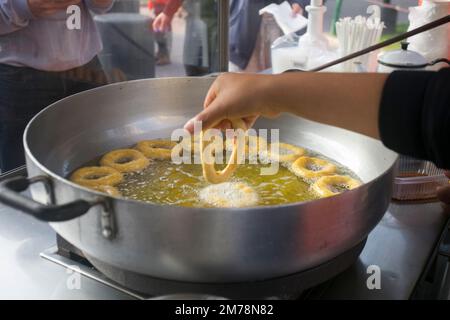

{"left": 0, "top": 58, "right": 106, "bottom": 172}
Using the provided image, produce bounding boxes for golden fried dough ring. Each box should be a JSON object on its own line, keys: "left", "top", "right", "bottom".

{"left": 199, "top": 182, "right": 259, "bottom": 208}
{"left": 91, "top": 185, "right": 121, "bottom": 197}
{"left": 292, "top": 156, "right": 337, "bottom": 179}
{"left": 200, "top": 118, "right": 247, "bottom": 184}
{"left": 267, "top": 142, "right": 305, "bottom": 162}
{"left": 312, "top": 175, "right": 361, "bottom": 198}
{"left": 225, "top": 135, "right": 267, "bottom": 159}
{"left": 136, "top": 139, "right": 177, "bottom": 160}
{"left": 100, "top": 149, "right": 150, "bottom": 173}
{"left": 70, "top": 166, "right": 123, "bottom": 187}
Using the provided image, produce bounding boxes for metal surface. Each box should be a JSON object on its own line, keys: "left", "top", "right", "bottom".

{"left": 0, "top": 167, "right": 132, "bottom": 300}
{"left": 0, "top": 166, "right": 447, "bottom": 299}
{"left": 41, "top": 246, "right": 147, "bottom": 300}
{"left": 217, "top": 0, "right": 229, "bottom": 72}
{"left": 320, "top": 202, "right": 449, "bottom": 300}
{"left": 15, "top": 77, "right": 398, "bottom": 283}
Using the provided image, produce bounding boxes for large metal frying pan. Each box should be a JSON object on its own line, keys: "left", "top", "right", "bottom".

{"left": 0, "top": 77, "right": 397, "bottom": 283}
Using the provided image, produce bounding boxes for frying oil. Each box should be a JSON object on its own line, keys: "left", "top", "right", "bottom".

{"left": 118, "top": 160, "right": 319, "bottom": 207}
{"left": 75, "top": 145, "right": 359, "bottom": 208}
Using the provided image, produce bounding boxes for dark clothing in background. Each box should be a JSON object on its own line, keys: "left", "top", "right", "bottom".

{"left": 229, "top": 0, "right": 311, "bottom": 70}
{"left": 0, "top": 59, "right": 106, "bottom": 172}
{"left": 379, "top": 68, "right": 450, "bottom": 169}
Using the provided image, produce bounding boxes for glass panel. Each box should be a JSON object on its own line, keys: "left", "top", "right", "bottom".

{"left": 231, "top": 0, "right": 414, "bottom": 74}
{"left": 0, "top": 0, "right": 221, "bottom": 172}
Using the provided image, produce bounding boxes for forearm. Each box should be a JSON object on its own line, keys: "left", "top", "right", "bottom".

{"left": 264, "top": 72, "right": 388, "bottom": 139}
{"left": 0, "top": 0, "right": 33, "bottom": 35}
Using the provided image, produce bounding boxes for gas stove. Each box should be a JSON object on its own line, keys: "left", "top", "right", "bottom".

{"left": 1, "top": 166, "right": 449, "bottom": 300}
{"left": 40, "top": 234, "right": 366, "bottom": 299}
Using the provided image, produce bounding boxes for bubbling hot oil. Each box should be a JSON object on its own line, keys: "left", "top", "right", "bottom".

{"left": 117, "top": 160, "right": 319, "bottom": 207}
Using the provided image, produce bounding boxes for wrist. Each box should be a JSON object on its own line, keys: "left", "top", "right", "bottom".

{"left": 264, "top": 74, "right": 293, "bottom": 114}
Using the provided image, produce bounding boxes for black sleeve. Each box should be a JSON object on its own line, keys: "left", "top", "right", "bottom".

{"left": 379, "top": 68, "right": 450, "bottom": 169}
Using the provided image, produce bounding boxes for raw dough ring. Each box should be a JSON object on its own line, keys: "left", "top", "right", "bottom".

{"left": 136, "top": 139, "right": 177, "bottom": 160}
{"left": 70, "top": 166, "right": 123, "bottom": 187}
{"left": 312, "top": 175, "right": 361, "bottom": 198}
{"left": 267, "top": 142, "right": 305, "bottom": 162}
{"left": 100, "top": 149, "right": 150, "bottom": 173}
{"left": 201, "top": 118, "right": 247, "bottom": 184}
{"left": 292, "top": 156, "right": 337, "bottom": 179}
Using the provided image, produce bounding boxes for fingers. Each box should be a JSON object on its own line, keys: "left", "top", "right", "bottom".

{"left": 243, "top": 116, "right": 259, "bottom": 128}
{"left": 152, "top": 18, "right": 160, "bottom": 31}
{"left": 203, "top": 80, "right": 218, "bottom": 108}
{"left": 216, "top": 120, "right": 232, "bottom": 131}
{"left": 153, "top": 15, "right": 164, "bottom": 32}
{"left": 193, "top": 98, "right": 227, "bottom": 131}
{"left": 184, "top": 94, "right": 232, "bottom": 133}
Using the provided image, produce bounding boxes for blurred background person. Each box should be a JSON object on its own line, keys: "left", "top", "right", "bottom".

{"left": 153, "top": 0, "right": 309, "bottom": 75}
{"left": 149, "top": 0, "right": 172, "bottom": 65}
{"left": 153, "top": 0, "right": 217, "bottom": 76}
{"left": 0, "top": 0, "right": 113, "bottom": 172}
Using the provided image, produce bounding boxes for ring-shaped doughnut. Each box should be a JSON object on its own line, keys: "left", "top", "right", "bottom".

{"left": 225, "top": 136, "right": 267, "bottom": 158}
{"left": 247, "top": 136, "right": 268, "bottom": 160}
{"left": 70, "top": 166, "right": 123, "bottom": 187}
{"left": 100, "top": 149, "right": 150, "bottom": 173}
{"left": 136, "top": 139, "right": 177, "bottom": 160}
{"left": 292, "top": 156, "right": 337, "bottom": 179}
{"left": 201, "top": 118, "right": 247, "bottom": 184}
{"left": 312, "top": 175, "right": 361, "bottom": 198}
{"left": 266, "top": 142, "right": 305, "bottom": 163}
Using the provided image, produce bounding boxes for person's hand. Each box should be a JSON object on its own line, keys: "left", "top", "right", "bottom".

{"left": 437, "top": 171, "right": 450, "bottom": 215}
{"left": 291, "top": 3, "right": 303, "bottom": 16}
{"left": 184, "top": 73, "right": 281, "bottom": 133}
{"left": 28, "top": 0, "right": 81, "bottom": 18}
{"left": 152, "top": 12, "right": 172, "bottom": 32}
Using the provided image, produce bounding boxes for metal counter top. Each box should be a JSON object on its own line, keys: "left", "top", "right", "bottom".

{"left": 0, "top": 168, "right": 448, "bottom": 299}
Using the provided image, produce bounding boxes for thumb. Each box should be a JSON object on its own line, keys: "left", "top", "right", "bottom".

{"left": 197, "top": 98, "right": 231, "bottom": 131}
{"left": 184, "top": 100, "right": 225, "bottom": 133}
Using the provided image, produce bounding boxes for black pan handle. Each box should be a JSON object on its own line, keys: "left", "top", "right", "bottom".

{"left": 0, "top": 175, "right": 93, "bottom": 222}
